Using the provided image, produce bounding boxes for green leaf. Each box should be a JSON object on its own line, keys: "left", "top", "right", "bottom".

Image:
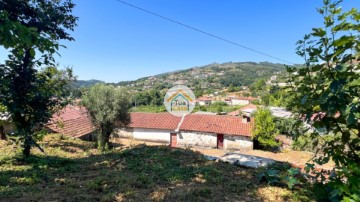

{"left": 301, "top": 95, "right": 308, "bottom": 105}
{"left": 333, "top": 36, "right": 355, "bottom": 47}
{"left": 312, "top": 28, "right": 326, "bottom": 37}
{"left": 288, "top": 168, "right": 300, "bottom": 176}
{"left": 347, "top": 79, "right": 360, "bottom": 87}
{"left": 330, "top": 80, "right": 341, "bottom": 92}
{"left": 334, "top": 65, "right": 347, "bottom": 72}
{"left": 29, "top": 49, "right": 35, "bottom": 57}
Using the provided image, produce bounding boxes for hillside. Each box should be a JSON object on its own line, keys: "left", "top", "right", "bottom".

{"left": 116, "top": 61, "right": 286, "bottom": 91}
{"left": 75, "top": 79, "right": 105, "bottom": 88}
{"left": 72, "top": 62, "right": 287, "bottom": 94}
{"left": 0, "top": 134, "right": 318, "bottom": 201}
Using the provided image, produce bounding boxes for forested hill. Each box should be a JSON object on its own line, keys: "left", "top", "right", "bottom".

{"left": 75, "top": 79, "right": 105, "bottom": 88}
{"left": 115, "top": 61, "right": 287, "bottom": 91}
{"left": 73, "top": 62, "right": 288, "bottom": 92}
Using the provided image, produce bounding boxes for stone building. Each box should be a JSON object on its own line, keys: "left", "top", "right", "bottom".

{"left": 116, "top": 112, "right": 253, "bottom": 150}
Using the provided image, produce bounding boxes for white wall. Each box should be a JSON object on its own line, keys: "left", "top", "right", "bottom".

{"left": 115, "top": 127, "right": 253, "bottom": 150}
{"left": 231, "top": 99, "right": 250, "bottom": 105}
{"left": 178, "top": 131, "right": 217, "bottom": 148}
{"left": 133, "top": 128, "right": 173, "bottom": 143}
{"left": 224, "top": 135, "right": 253, "bottom": 150}
{"left": 198, "top": 100, "right": 211, "bottom": 106}
{"left": 114, "top": 128, "right": 134, "bottom": 138}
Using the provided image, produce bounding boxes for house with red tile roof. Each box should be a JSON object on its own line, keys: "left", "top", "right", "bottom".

{"left": 226, "top": 96, "right": 258, "bottom": 106}
{"left": 228, "top": 104, "right": 259, "bottom": 116}
{"left": 196, "top": 96, "right": 213, "bottom": 106}
{"left": 46, "top": 106, "right": 95, "bottom": 140}
{"left": 119, "top": 112, "right": 182, "bottom": 144}
{"left": 116, "top": 112, "right": 253, "bottom": 150}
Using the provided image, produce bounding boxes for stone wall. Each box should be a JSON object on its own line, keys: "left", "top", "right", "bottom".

{"left": 224, "top": 135, "right": 253, "bottom": 151}
{"left": 177, "top": 131, "right": 217, "bottom": 148}
{"left": 114, "top": 127, "right": 253, "bottom": 151}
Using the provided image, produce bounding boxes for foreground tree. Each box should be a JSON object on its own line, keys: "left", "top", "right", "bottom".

{"left": 82, "top": 84, "right": 131, "bottom": 151}
{"left": 252, "top": 108, "right": 279, "bottom": 150}
{"left": 287, "top": 0, "right": 360, "bottom": 200}
{"left": 0, "top": 0, "right": 78, "bottom": 157}
{"left": 0, "top": 104, "right": 9, "bottom": 140}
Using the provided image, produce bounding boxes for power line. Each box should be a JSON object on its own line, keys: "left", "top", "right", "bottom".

{"left": 116, "top": 0, "right": 295, "bottom": 65}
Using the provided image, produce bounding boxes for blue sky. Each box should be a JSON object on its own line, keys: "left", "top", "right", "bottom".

{"left": 1, "top": 0, "right": 359, "bottom": 82}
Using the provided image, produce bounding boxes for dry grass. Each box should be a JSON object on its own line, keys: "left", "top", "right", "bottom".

{"left": 114, "top": 137, "right": 334, "bottom": 171}
{"left": 0, "top": 134, "right": 318, "bottom": 201}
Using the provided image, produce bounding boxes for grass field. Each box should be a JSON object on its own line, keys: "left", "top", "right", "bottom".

{"left": 0, "top": 134, "right": 319, "bottom": 201}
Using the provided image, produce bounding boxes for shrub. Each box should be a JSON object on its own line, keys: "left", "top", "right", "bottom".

{"left": 252, "top": 108, "right": 280, "bottom": 150}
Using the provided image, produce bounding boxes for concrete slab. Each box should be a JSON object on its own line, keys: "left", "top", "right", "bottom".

{"left": 203, "top": 155, "right": 218, "bottom": 161}
{"left": 218, "top": 153, "right": 275, "bottom": 168}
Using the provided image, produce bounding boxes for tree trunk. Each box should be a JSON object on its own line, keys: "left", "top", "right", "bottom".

{"left": 23, "top": 136, "right": 31, "bottom": 157}
{"left": 97, "top": 125, "right": 112, "bottom": 151}
{"left": 23, "top": 144, "right": 31, "bottom": 157}
{"left": 0, "top": 125, "right": 6, "bottom": 140}
{"left": 98, "top": 129, "right": 107, "bottom": 151}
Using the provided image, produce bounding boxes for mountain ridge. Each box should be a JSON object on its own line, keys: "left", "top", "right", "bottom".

{"left": 76, "top": 61, "right": 288, "bottom": 90}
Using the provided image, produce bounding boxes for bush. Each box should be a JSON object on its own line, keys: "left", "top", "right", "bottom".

{"left": 286, "top": 0, "right": 360, "bottom": 200}
{"left": 252, "top": 108, "right": 280, "bottom": 150}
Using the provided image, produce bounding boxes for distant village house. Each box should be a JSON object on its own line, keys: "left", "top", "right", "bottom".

{"left": 196, "top": 97, "right": 213, "bottom": 106}
{"left": 225, "top": 97, "right": 258, "bottom": 106}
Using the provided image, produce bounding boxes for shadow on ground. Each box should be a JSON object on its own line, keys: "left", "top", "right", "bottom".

{"left": 0, "top": 139, "right": 317, "bottom": 202}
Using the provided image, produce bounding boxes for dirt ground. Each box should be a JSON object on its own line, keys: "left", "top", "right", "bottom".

{"left": 112, "top": 137, "right": 334, "bottom": 170}
{"left": 1, "top": 134, "right": 319, "bottom": 202}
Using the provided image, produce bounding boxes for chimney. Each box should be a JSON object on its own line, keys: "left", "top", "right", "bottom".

{"left": 242, "top": 115, "right": 250, "bottom": 123}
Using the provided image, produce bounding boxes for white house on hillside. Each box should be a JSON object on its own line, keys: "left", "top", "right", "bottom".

{"left": 196, "top": 97, "right": 213, "bottom": 106}
{"left": 225, "top": 97, "right": 258, "bottom": 106}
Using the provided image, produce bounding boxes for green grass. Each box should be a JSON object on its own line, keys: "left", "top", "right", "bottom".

{"left": 0, "top": 134, "right": 319, "bottom": 201}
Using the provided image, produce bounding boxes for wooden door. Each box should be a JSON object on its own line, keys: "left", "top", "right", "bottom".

{"left": 170, "top": 133, "right": 177, "bottom": 147}
{"left": 217, "top": 134, "right": 224, "bottom": 149}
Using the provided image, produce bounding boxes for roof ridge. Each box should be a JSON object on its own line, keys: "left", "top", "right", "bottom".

{"left": 175, "top": 114, "right": 186, "bottom": 132}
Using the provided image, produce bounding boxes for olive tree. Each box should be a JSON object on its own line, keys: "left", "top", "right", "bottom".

{"left": 0, "top": 0, "right": 78, "bottom": 157}
{"left": 82, "top": 84, "right": 131, "bottom": 151}
{"left": 287, "top": 0, "right": 360, "bottom": 200}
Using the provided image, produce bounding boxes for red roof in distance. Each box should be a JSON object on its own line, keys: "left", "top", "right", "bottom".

{"left": 228, "top": 104, "right": 259, "bottom": 116}
{"left": 197, "top": 97, "right": 213, "bottom": 101}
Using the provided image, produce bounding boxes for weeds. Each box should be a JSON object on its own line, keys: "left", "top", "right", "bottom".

{"left": 0, "top": 134, "right": 320, "bottom": 201}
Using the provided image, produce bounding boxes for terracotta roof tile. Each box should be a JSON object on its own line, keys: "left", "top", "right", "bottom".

{"left": 129, "top": 112, "right": 253, "bottom": 137}
{"left": 180, "top": 114, "right": 253, "bottom": 137}
{"left": 228, "top": 110, "right": 241, "bottom": 116}
{"left": 240, "top": 104, "right": 258, "bottom": 111}
{"left": 233, "top": 97, "right": 258, "bottom": 101}
{"left": 46, "top": 106, "right": 95, "bottom": 138}
{"left": 197, "top": 97, "right": 213, "bottom": 101}
{"left": 129, "top": 112, "right": 182, "bottom": 130}
{"left": 228, "top": 104, "right": 259, "bottom": 116}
